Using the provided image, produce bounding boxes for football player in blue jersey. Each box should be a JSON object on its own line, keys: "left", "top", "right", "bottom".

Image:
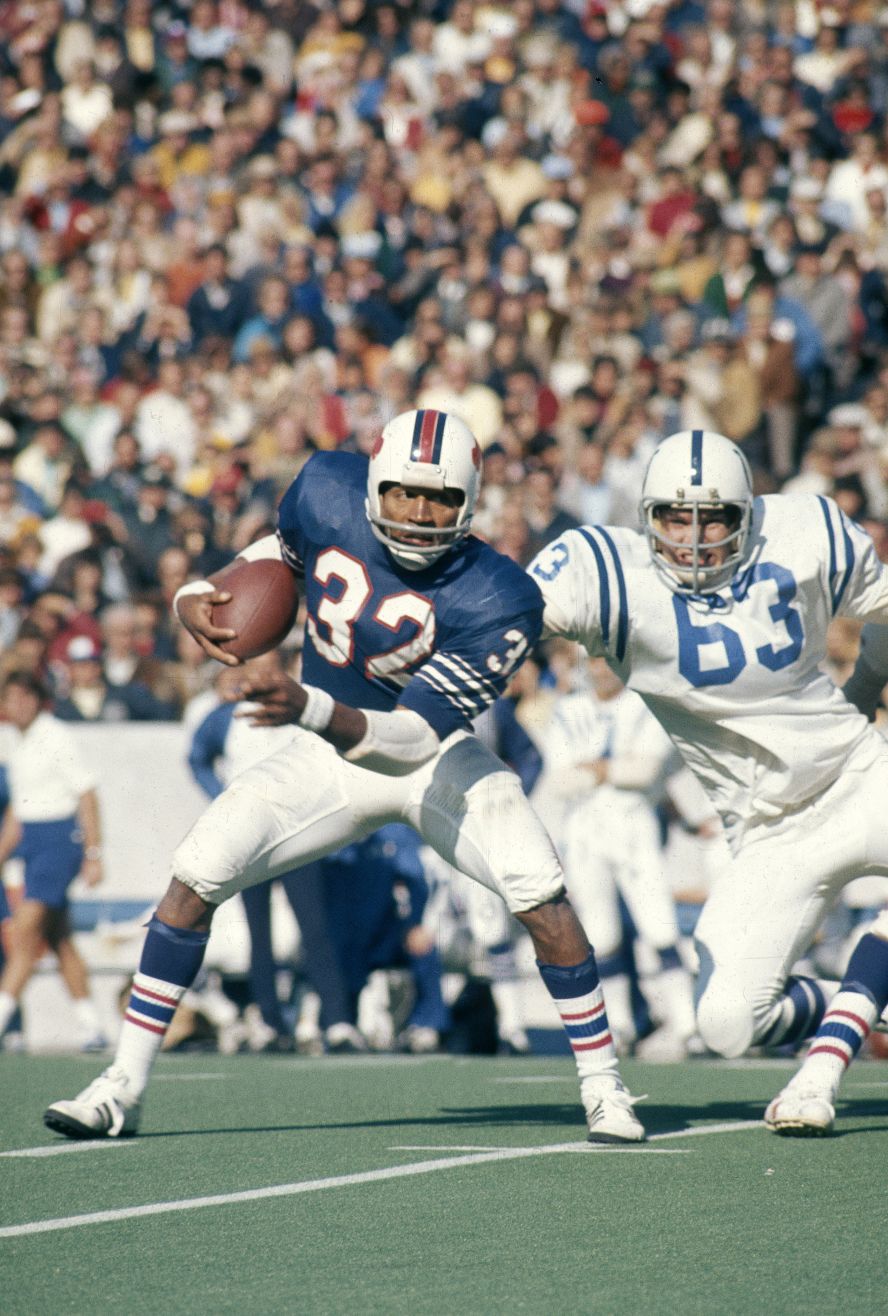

{"left": 526, "top": 427, "right": 888, "bottom": 1136}
{"left": 44, "top": 409, "right": 645, "bottom": 1145}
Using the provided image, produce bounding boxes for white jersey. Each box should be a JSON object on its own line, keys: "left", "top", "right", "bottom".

{"left": 5, "top": 712, "right": 96, "bottom": 821}
{"left": 544, "top": 686, "right": 675, "bottom": 812}
{"left": 528, "top": 494, "right": 888, "bottom": 845}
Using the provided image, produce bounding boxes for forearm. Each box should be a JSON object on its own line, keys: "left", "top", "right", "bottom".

{"left": 77, "top": 789, "right": 102, "bottom": 852}
{"left": 323, "top": 701, "right": 439, "bottom": 775}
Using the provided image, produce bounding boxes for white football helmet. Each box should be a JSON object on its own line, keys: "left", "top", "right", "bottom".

{"left": 366, "top": 409, "right": 482, "bottom": 570}
{"left": 639, "top": 429, "right": 754, "bottom": 592}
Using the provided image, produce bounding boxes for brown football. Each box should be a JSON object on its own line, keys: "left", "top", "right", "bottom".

{"left": 209, "top": 557, "right": 300, "bottom": 660}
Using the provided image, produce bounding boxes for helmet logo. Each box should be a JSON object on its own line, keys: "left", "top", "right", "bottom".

{"left": 411, "top": 409, "right": 447, "bottom": 464}
{"left": 370, "top": 431, "right": 385, "bottom": 458}
{"left": 471, "top": 442, "right": 481, "bottom": 469}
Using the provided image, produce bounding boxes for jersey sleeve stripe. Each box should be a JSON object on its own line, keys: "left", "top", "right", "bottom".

{"left": 834, "top": 516, "right": 855, "bottom": 612}
{"left": 595, "top": 527, "right": 629, "bottom": 661}
{"left": 817, "top": 495, "right": 855, "bottom": 614}
{"left": 577, "top": 527, "right": 611, "bottom": 651}
{"left": 415, "top": 665, "right": 481, "bottom": 716}
{"left": 817, "top": 496, "right": 837, "bottom": 608}
{"left": 578, "top": 527, "right": 629, "bottom": 662}
{"left": 432, "top": 652, "right": 500, "bottom": 702}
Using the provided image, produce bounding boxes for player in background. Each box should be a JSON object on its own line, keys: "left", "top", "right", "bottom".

{"left": 544, "top": 658, "right": 697, "bottom": 1060}
{"left": 45, "top": 409, "right": 645, "bottom": 1144}
{"left": 527, "top": 428, "right": 888, "bottom": 1136}
{"left": 186, "top": 652, "right": 362, "bottom": 1054}
{"left": 0, "top": 671, "right": 108, "bottom": 1052}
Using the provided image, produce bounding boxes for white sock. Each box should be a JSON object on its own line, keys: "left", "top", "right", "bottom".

{"left": 115, "top": 973, "right": 186, "bottom": 1096}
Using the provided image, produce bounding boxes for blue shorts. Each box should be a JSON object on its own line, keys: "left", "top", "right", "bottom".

{"left": 18, "top": 818, "right": 83, "bottom": 909}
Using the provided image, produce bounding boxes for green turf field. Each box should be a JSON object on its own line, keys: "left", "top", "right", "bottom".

{"left": 2, "top": 1052, "right": 886, "bottom": 1314}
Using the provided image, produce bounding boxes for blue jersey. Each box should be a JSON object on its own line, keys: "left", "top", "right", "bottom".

{"left": 276, "top": 452, "right": 543, "bottom": 739}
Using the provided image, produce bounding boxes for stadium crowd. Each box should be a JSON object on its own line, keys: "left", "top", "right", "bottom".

{"left": 2, "top": 0, "right": 888, "bottom": 1054}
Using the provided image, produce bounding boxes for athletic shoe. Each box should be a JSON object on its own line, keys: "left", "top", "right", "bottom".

{"left": 43, "top": 1064, "right": 141, "bottom": 1139}
{"left": 763, "top": 1087, "right": 835, "bottom": 1136}
{"left": 582, "top": 1078, "right": 647, "bottom": 1144}
{"left": 325, "top": 1022, "right": 367, "bottom": 1054}
{"left": 398, "top": 1025, "right": 441, "bottom": 1054}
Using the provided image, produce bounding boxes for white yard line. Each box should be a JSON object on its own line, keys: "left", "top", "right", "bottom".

{"left": 1, "top": 1141, "right": 137, "bottom": 1159}
{"left": 0, "top": 1120, "right": 761, "bottom": 1240}
{"left": 152, "top": 1074, "right": 229, "bottom": 1082}
{"left": 650, "top": 1120, "right": 762, "bottom": 1141}
{"left": 489, "top": 1075, "right": 571, "bottom": 1084}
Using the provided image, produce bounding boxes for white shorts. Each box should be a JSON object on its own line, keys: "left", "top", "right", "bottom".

{"left": 694, "top": 734, "right": 888, "bottom": 1055}
{"left": 172, "top": 728, "right": 564, "bottom": 915}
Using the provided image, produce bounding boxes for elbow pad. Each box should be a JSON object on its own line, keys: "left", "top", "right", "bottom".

{"left": 343, "top": 708, "right": 440, "bottom": 776}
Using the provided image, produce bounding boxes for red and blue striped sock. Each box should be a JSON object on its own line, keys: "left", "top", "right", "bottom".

{"left": 793, "top": 933, "right": 888, "bottom": 1096}
{"left": 115, "top": 917, "right": 209, "bottom": 1095}
{"left": 537, "top": 952, "right": 620, "bottom": 1084}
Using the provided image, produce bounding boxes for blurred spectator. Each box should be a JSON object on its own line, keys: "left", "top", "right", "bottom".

{"left": 52, "top": 633, "right": 176, "bottom": 722}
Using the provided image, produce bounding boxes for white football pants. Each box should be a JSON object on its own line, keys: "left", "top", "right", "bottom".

{"left": 172, "top": 728, "right": 564, "bottom": 915}
{"left": 694, "top": 735, "right": 888, "bottom": 1057}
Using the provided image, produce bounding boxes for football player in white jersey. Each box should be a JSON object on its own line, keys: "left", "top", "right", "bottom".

{"left": 545, "top": 658, "right": 697, "bottom": 1059}
{"left": 528, "top": 428, "right": 888, "bottom": 1136}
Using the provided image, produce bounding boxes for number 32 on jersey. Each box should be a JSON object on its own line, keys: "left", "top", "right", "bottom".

{"left": 307, "top": 547, "right": 530, "bottom": 688}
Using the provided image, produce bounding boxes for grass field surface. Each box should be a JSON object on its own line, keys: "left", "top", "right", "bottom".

{"left": 2, "top": 1052, "right": 886, "bottom": 1314}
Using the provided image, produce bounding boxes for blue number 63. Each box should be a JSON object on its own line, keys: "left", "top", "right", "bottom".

{"left": 674, "top": 563, "right": 804, "bottom": 688}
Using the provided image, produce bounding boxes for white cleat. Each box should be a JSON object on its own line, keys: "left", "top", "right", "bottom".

{"left": 764, "top": 1087, "right": 835, "bottom": 1137}
{"left": 582, "top": 1078, "right": 647, "bottom": 1144}
{"left": 43, "top": 1064, "right": 141, "bottom": 1139}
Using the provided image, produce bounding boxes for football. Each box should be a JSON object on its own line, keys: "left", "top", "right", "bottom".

{"left": 209, "top": 557, "right": 300, "bottom": 660}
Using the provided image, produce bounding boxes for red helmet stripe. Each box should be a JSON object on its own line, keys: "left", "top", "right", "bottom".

{"left": 411, "top": 409, "right": 445, "bottom": 464}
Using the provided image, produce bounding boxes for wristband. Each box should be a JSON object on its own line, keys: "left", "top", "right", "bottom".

{"left": 172, "top": 579, "right": 214, "bottom": 619}
{"left": 85, "top": 846, "right": 103, "bottom": 860}
{"left": 298, "top": 684, "right": 335, "bottom": 733}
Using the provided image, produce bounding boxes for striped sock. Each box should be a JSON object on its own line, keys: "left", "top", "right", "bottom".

{"left": 115, "top": 917, "right": 209, "bottom": 1095}
{"left": 537, "top": 952, "right": 620, "bottom": 1084}
{"left": 759, "top": 975, "right": 827, "bottom": 1048}
{"left": 794, "top": 933, "right": 888, "bottom": 1096}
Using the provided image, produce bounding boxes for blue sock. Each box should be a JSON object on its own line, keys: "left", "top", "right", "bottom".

{"left": 139, "top": 915, "right": 210, "bottom": 986}
{"left": 760, "top": 975, "right": 827, "bottom": 1047}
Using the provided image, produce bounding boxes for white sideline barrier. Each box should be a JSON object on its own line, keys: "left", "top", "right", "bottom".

{"left": 2, "top": 723, "right": 299, "bottom": 1052}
